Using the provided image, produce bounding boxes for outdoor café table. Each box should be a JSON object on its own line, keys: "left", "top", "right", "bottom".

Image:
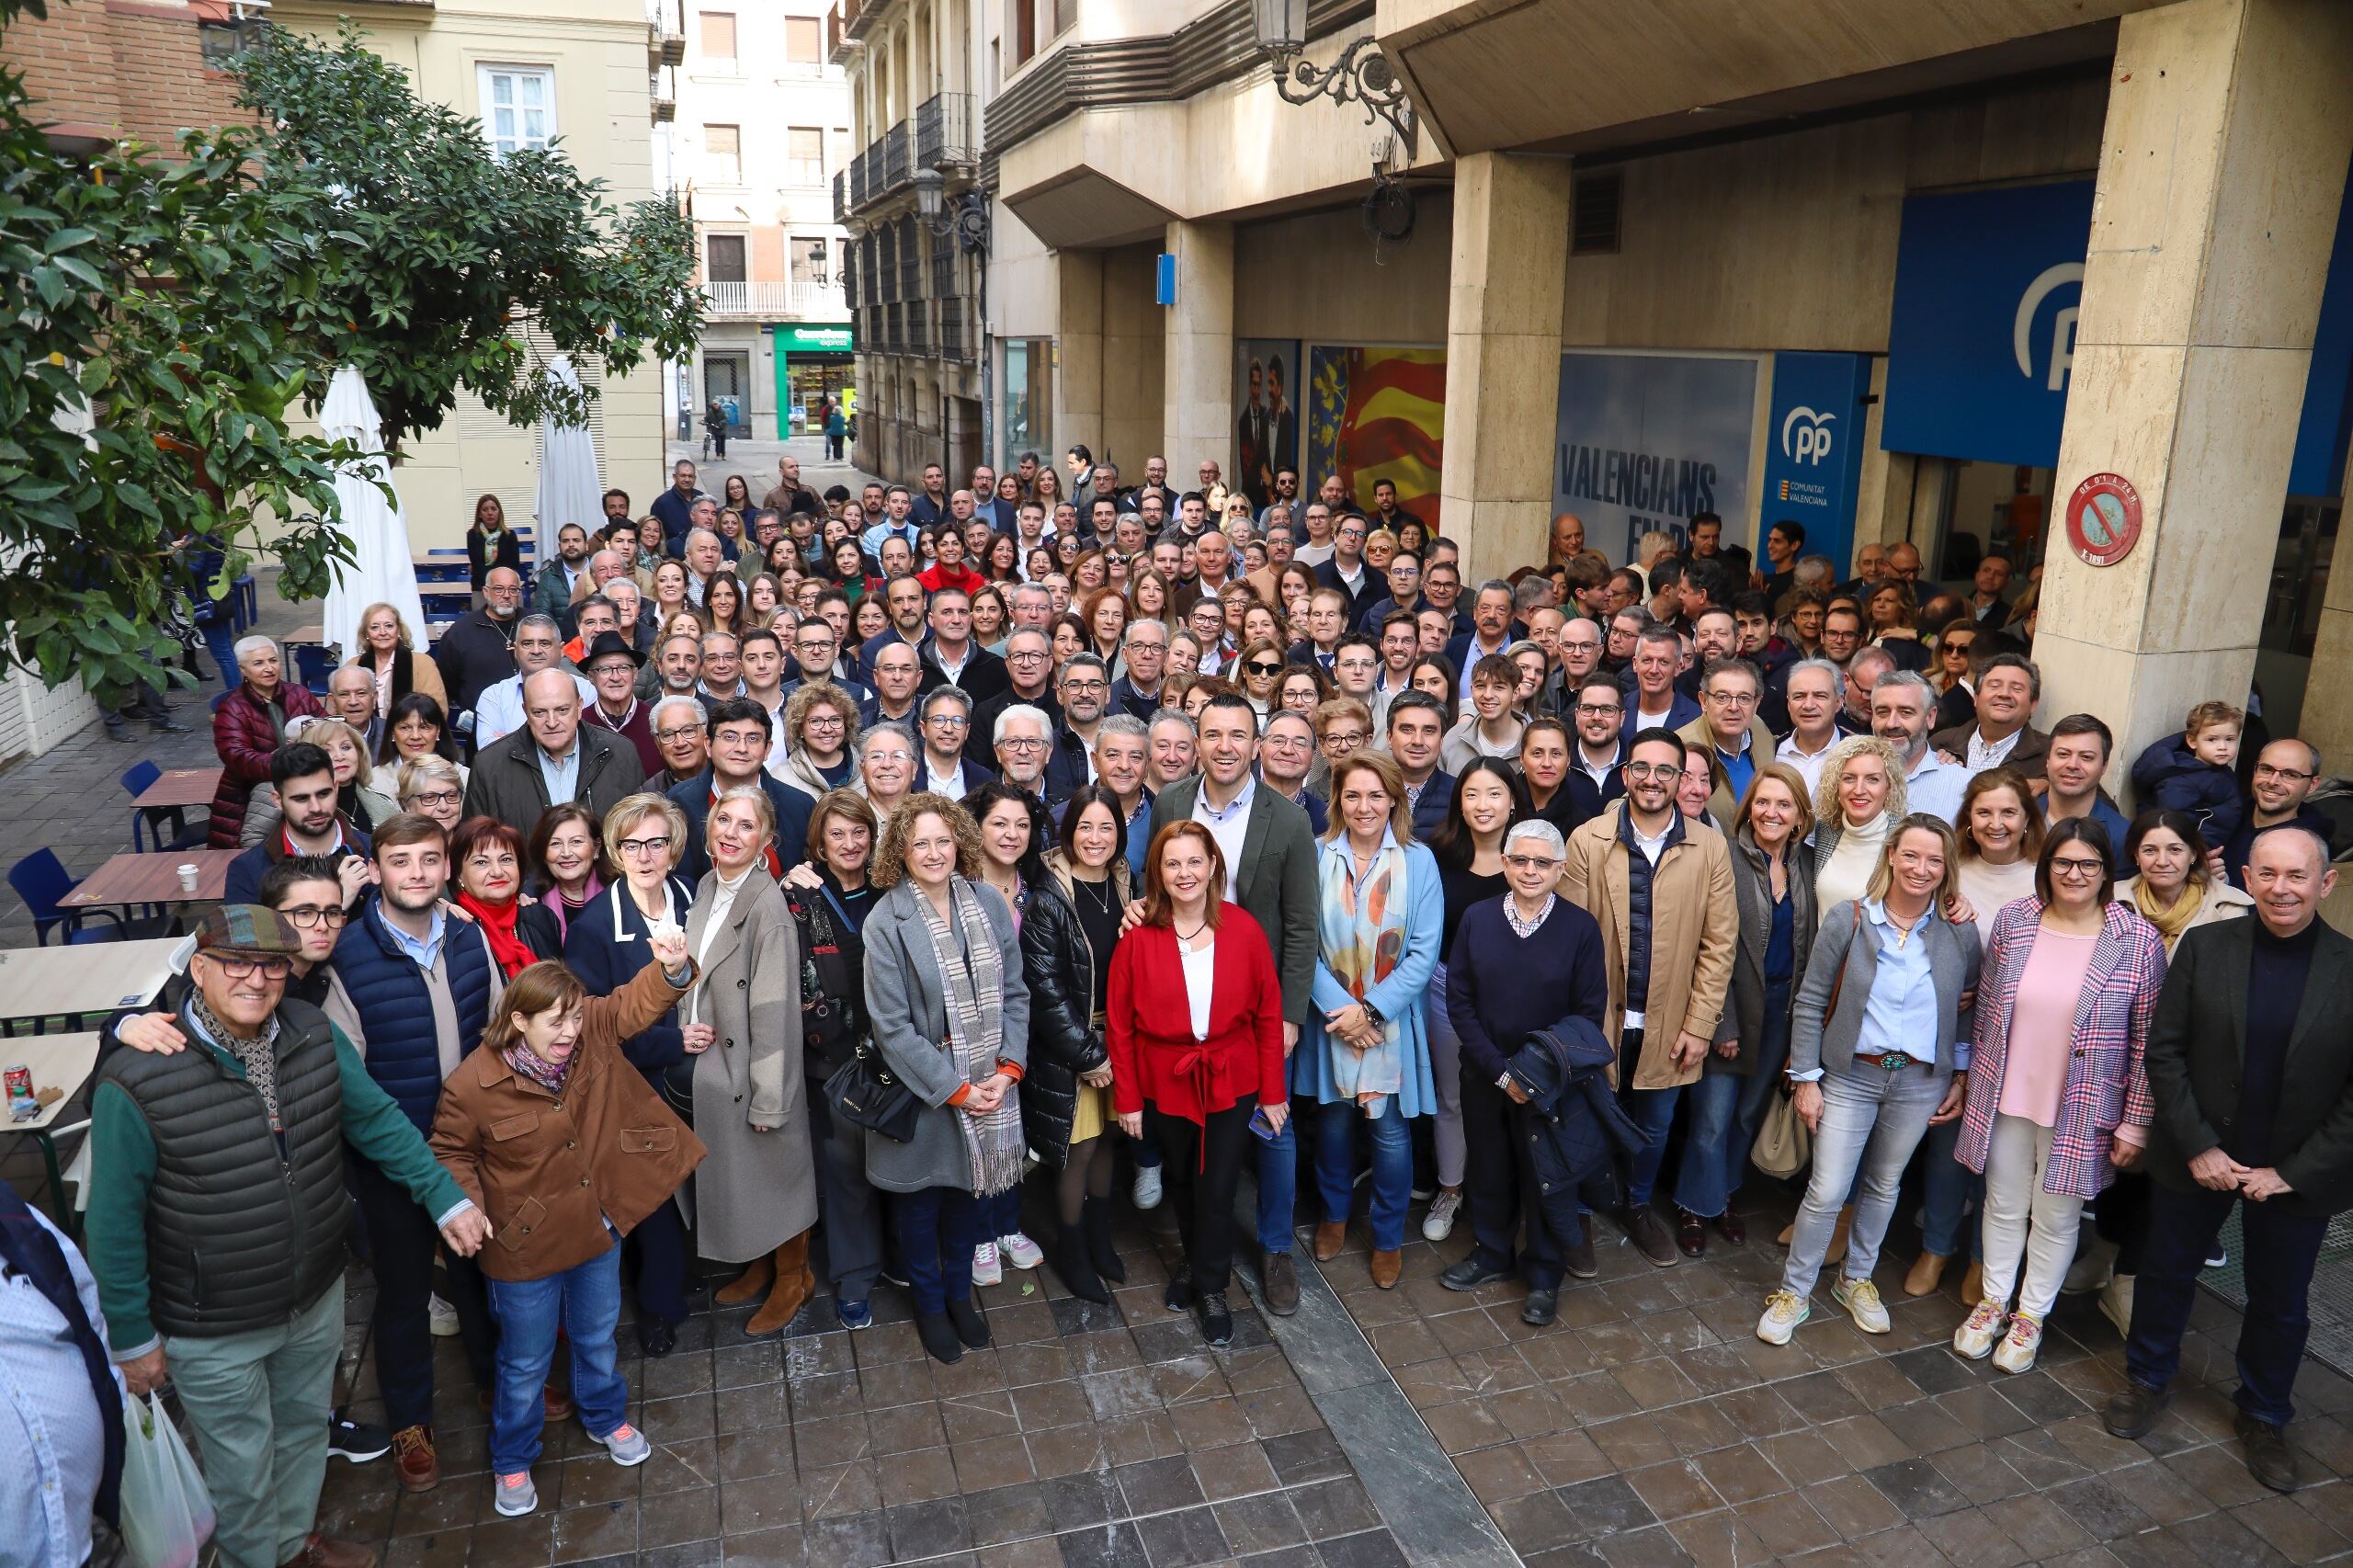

{"left": 131, "top": 766, "right": 222, "bottom": 850}
{"left": 60, "top": 848, "right": 240, "bottom": 930}
{"left": 0, "top": 937, "right": 187, "bottom": 1037}
{"left": 0, "top": 1030, "right": 100, "bottom": 1234}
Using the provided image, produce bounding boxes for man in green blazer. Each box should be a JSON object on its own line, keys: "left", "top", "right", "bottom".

{"left": 1148, "top": 694, "right": 1319, "bottom": 1314}
{"left": 2105, "top": 824, "right": 2353, "bottom": 1496}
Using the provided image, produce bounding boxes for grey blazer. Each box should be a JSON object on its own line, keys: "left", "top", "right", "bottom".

{"left": 860, "top": 877, "right": 1031, "bottom": 1194}
{"left": 1789, "top": 897, "right": 1982, "bottom": 1081}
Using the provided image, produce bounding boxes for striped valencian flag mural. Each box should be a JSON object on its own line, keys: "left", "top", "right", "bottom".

{"left": 1306, "top": 346, "right": 1448, "bottom": 529}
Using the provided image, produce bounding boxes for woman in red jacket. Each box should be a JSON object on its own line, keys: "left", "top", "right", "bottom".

{"left": 1108, "top": 821, "right": 1287, "bottom": 1346}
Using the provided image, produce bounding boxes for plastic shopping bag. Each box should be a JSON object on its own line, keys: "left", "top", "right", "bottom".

{"left": 118, "top": 1391, "right": 216, "bottom": 1568}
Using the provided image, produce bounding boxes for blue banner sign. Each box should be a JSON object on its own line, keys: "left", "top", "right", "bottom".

{"left": 1760, "top": 351, "right": 1871, "bottom": 573}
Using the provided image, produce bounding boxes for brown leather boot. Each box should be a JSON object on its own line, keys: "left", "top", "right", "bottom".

{"left": 746, "top": 1231, "right": 815, "bottom": 1335}
{"left": 715, "top": 1250, "right": 777, "bottom": 1306}
{"left": 1370, "top": 1249, "right": 1403, "bottom": 1290}
{"left": 1904, "top": 1252, "right": 1949, "bottom": 1297}
{"left": 1313, "top": 1221, "right": 1347, "bottom": 1261}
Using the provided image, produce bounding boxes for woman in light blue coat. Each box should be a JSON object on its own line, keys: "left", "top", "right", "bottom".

{"left": 1294, "top": 750, "right": 1445, "bottom": 1289}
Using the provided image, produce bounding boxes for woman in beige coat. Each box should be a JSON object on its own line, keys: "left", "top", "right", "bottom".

{"left": 684, "top": 786, "right": 818, "bottom": 1335}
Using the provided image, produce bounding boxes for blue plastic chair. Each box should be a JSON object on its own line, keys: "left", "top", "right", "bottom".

{"left": 294, "top": 643, "right": 335, "bottom": 695}
{"left": 7, "top": 849, "right": 124, "bottom": 946}
{"left": 120, "top": 760, "right": 162, "bottom": 851}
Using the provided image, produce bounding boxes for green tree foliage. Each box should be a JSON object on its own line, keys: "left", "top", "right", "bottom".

{"left": 0, "top": 1, "right": 699, "bottom": 699}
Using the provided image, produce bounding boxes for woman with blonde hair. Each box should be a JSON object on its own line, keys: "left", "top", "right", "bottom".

{"left": 563, "top": 792, "right": 702, "bottom": 1354}
{"left": 1757, "top": 813, "right": 1983, "bottom": 1346}
{"left": 862, "top": 793, "right": 1031, "bottom": 1364}
{"left": 395, "top": 755, "right": 468, "bottom": 835}
{"left": 1810, "top": 735, "right": 1908, "bottom": 921}
{"left": 1295, "top": 749, "right": 1444, "bottom": 1290}
{"left": 348, "top": 601, "right": 448, "bottom": 717}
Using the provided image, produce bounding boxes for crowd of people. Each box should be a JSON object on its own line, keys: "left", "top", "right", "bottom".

{"left": 22, "top": 444, "right": 2353, "bottom": 1568}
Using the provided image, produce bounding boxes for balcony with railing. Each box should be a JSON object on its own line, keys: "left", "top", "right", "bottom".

{"left": 699, "top": 280, "right": 850, "bottom": 320}
{"left": 881, "top": 119, "right": 910, "bottom": 193}
{"left": 914, "top": 92, "right": 978, "bottom": 171}
{"left": 833, "top": 169, "right": 847, "bottom": 223}
{"left": 906, "top": 301, "right": 928, "bottom": 356}
{"left": 939, "top": 296, "right": 968, "bottom": 363}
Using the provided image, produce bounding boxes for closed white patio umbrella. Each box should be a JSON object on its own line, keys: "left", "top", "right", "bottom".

{"left": 319, "top": 366, "right": 429, "bottom": 661}
{"left": 536, "top": 354, "right": 601, "bottom": 569}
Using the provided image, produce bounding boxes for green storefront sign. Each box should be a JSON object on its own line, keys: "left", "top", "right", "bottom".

{"left": 771, "top": 323, "right": 857, "bottom": 437}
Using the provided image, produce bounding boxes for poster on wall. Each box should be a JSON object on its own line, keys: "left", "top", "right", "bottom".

{"left": 1553, "top": 351, "right": 1758, "bottom": 563}
{"left": 1306, "top": 346, "right": 1447, "bottom": 529}
{"left": 1234, "top": 339, "right": 1302, "bottom": 509}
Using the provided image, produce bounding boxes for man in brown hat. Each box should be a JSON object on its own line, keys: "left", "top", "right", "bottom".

{"left": 85, "top": 904, "right": 491, "bottom": 1568}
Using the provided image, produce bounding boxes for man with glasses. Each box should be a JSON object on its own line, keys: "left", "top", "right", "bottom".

{"left": 1439, "top": 818, "right": 1611, "bottom": 1324}
{"left": 1358, "top": 550, "right": 1426, "bottom": 634}
{"left": 992, "top": 704, "right": 1056, "bottom": 803}
{"left": 91, "top": 900, "right": 485, "bottom": 1568}
{"left": 782, "top": 617, "right": 872, "bottom": 704}
{"left": 1539, "top": 616, "right": 1606, "bottom": 720}
{"left": 1559, "top": 729, "right": 1738, "bottom": 1271}
{"left": 1146, "top": 693, "right": 1320, "bottom": 1314}
{"left": 2223, "top": 738, "right": 2332, "bottom": 888}
{"left": 668, "top": 698, "right": 811, "bottom": 881}
{"left": 648, "top": 694, "right": 710, "bottom": 790}
{"left": 225, "top": 742, "right": 372, "bottom": 906}
{"left": 919, "top": 686, "right": 989, "bottom": 797}
{"left": 1111, "top": 619, "right": 1171, "bottom": 720}
{"left": 1315, "top": 513, "right": 1375, "bottom": 629}
{"left": 464, "top": 667, "right": 647, "bottom": 835}
{"left": 1676, "top": 658, "right": 1771, "bottom": 819}
{"left": 1045, "top": 653, "right": 1111, "bottom": 800}
{"left": 866, "top": 642, "right": 925, "bottom": 729}
{"left": 1568, "top": 675, "right": 1629, "bottom": 801}
{"left": 577, "top": 630, "right": 660, "bottom": 776}
{"left": 1258, "top": 709, "right": 1327, "bottom": 834}
{"left": 969, "top": 628, "right": 1061, "bottom": 768}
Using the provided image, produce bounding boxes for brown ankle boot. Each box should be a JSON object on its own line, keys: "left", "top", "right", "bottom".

{"left": 716, "top": 1251, "right": 776, "bottom": 1306}
{"left": 747, "top": 1232, "right": 815, "bottom": 1335}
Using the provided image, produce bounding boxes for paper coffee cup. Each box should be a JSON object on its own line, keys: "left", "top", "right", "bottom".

{"left": 176, "top": 863, "right": 199, "bottom": 893}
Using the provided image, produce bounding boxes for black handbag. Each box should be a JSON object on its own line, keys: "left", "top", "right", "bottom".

{"left": 824, "top": 1034, "right": 922, "bottom": 1142}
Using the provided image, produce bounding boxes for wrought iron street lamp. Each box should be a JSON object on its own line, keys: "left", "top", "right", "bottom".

{"left": 1250, "top": 0, "right": 1416, "bottom": 153}
{"left": 913, "top": 166, "right": 990, "bottom": 256}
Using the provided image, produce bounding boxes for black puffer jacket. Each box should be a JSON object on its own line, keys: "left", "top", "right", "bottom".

{"left": 1017, "top": 852, "right": 1131, "bottom": 1169}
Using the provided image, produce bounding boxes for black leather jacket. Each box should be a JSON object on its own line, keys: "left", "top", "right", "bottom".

{"left": 1017, "top": 853, "right": 1131, "bottom": 1169}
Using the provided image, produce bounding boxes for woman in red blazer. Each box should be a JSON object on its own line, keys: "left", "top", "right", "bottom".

{"left": 1108, "top": 820, "right": 1288, "bottom": 1347}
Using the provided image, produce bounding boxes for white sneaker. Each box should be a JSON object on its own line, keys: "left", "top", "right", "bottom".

{"left": 2099, "top": 1273, "right": 2136, "bottom": 1338}
{"left": 1992, "top": 1312, "right": 2043, "bottom": 1374}
{"left": 1422, "top": 1189, "right": 1462, "bottom": 1243}
{"left": 999, "top": 1232, "right": 1043, "bottom": 1270}
{"left": 427, "top": 1293, "right": 459, "bottom": 1337}
{"left": 1952, "top": 1300, "right": 2007, "bottom": 1359}
{"left": 1831, "top": 1274, "right": 1891, "bottom": 1335}
{"left": 1133, "top": 1165, "right": 1164, "bottom": 1210}
{"left": 494, "top": 1471, "right": 538, "bottom": 1517}
{"left": 972, "top": 1241, "right": 1003, "bottom": 1286}
{"left": 1756, "top": 1290, "right": 1811, "bottom": 1346}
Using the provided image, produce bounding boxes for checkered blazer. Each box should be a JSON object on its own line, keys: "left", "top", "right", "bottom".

{"left": 1957, "top": 896, "right": 2168, "bottom": 1199}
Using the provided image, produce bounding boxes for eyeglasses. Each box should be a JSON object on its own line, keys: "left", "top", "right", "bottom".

{"left": 925, "top": 713, "right": 969, "bottom": 729}
{"left": 278, "top": 905, "right": 347, "bottom": 930}
{"left": 2049, "top": 857, "right": 2107, "bottom": 879}
{"left": 1264, "top": 734, "right": 1313, "bottom": 750}
{"left": 1701, "top": 689, "right": 1757, "bottom": 706}
{"left": 654, "top": 725, "right": 701, "bottom": 743}
{"left": 999, "top": 737, "right": 1046, "bottom": 751}
{"left": 1008, "top": 649, "right": 1051, "bottom": 663}
{"left": 1503, "top": 855, "right": 1563, "bottom": 872}
{"left": 206, "top": 954, "right": 294, "bottom": 980}
{"left": 1062, "top": 679, "right": 1108, "bottom": 694}
{"left": 2255, "top": 763, "right": 2316, "bottom": 782}
{"left": 1622, "top": 762, "right": 1684, "bottom": 782}
{"left": 1574, "top": 702, "right": 1622, "bottom": 717}
{"left": 1319, "top": 731, "right": 1369, "bottom": 748}
{"left": 1244, "top": 662, "right": 1283, "bottom": 677}
{"left": 409, "top": 789, "right": 462, "bottom": 808}
{"left": 618, "top": 835, "right": 674, "bottom": 857}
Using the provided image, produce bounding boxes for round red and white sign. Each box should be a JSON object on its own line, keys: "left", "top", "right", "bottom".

{"left": 2065, "top": 472, "right": 2143, "bottom": 567}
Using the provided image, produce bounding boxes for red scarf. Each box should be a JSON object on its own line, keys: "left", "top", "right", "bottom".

{"left": 458, "top": 892, "right": 539, "bottom": 979}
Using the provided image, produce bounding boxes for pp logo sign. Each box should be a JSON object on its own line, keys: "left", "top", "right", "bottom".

{"left": 1780, "top": 406, "right": 1836, "bottom": 467}
{"left": 2014, "top": 262, "right": 2084, "bottom": 392}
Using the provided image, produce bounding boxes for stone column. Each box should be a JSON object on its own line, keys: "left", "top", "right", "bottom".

{"left": 2035, "top": 0, "right": 2353, "bottom": 783}
{"left": 1054, "top": 250, "right": 1106, "bottom": 467}
{"left": 1437, "top": 152, "right": 1573, "bottom": 585}
{"left": 1161, "top": 220, "right": 1234, "bottom": 472}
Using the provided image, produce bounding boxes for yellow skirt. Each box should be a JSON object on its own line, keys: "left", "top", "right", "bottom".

{"left": 1070, "top": 1078, "right": 1109, "bottom": 1144}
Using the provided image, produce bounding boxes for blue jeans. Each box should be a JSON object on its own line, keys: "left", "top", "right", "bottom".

{"left": 1675, "top": 984, "right": 1792, "bottom": 1218}
{"left": 484, "top": 1241, "right": 629, "bottom": 1475}
{"left": 894, "top": 1186, "right": 980, "bottom": 1313}
{"left": 2126, "top": 1182, "right": 2328, "bottom": 1426}
{"left": 1622, "top": 1084, "right": 1684, "bottom": 1209}
{"left": 1314, "top": 1097, "right": 1413, "bottom": 1251}
{"left": 1256, "top": 1108, "right": 1298, "bottom": 1255}
{"left": 1918, "top": 1117, "right": 1983, "bottom": 1259}
{"left": 1779, "top": 1062, "right": 1949, "bottom": 1298}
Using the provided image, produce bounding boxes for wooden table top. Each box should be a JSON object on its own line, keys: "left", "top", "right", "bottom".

{"left": 0, "top": 938, "right": 185, "bottom": 1021}
{"left": 285, "top": 623, "right": 325, "bottom": 645}
{"left": 131, "top": 767, "right": 222, "bottom": 812}
{"left": 0, "top": 1032, "right": 100, "bottom": 1134}
{"left": 60, "top": 849, "right": 240, "bottom": 909}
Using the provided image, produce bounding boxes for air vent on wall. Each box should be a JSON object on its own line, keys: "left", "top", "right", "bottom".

{"left": 1572, "top": 169, "right": 1622, "bottom": 256}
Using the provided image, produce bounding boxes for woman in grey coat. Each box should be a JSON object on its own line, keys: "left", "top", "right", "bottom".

{"left": 686, "top": 787, "right": 817, "bottom": 1336}
{"left": 862, "top": 791, "right": 1031, "bottom": 1365}
{"left": 1757, "top": 812, "right": 1983, "bottom": 1348}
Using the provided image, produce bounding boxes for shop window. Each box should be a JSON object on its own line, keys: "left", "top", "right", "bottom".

{"left": 478, "top": 65, "right": 556, "bottom": 159}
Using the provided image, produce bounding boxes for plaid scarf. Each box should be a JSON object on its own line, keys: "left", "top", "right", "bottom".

{"left": 505, "top": 1040, "right": 572, "bottom": 1094}
{"left": 188, "top": 992, "right": 284, "bottom": 1132}
{"left": 916, "top": 878, "right": 1024, "bottom": 1198}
